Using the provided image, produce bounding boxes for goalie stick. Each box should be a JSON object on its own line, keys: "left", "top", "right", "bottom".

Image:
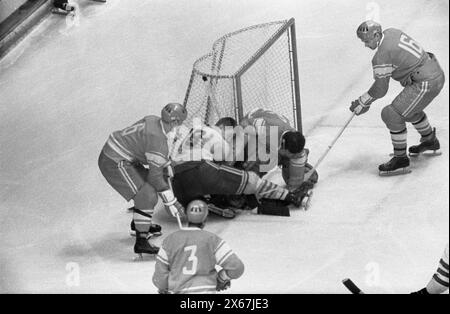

{"left": 342, "top": 278, "right": 365, "bottom": 294}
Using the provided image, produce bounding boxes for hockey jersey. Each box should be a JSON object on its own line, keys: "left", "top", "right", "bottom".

{"left": 102, "top": 115, "right": 172, "bottom": 192}
{"left": 372, "top": 28, "right": 440, "bottom": 86}
{"left": 171, "top": 126, "right": 233, "bottom": 165}
{"left": 241, "top": 108, "right": 307, "bottom": 187}
{"left": 152, "top": 228, "right": 245, "bottom": 294}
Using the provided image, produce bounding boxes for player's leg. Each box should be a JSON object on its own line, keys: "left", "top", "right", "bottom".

{"left": 404, "top": 74, "right": 445, "bottom": 156}
{"left": 379, "top": 104, "right": 410, "bottom": 175}
{"left": 98, "top": 152, "right": 159, "bottom": 255}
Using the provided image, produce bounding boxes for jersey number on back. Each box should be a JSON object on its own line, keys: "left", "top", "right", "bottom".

{"left": 182, "top": 245, "right": 198, "bottom": 275}
{"left": 398, "top": 34, "right": 423, "bottom": 59}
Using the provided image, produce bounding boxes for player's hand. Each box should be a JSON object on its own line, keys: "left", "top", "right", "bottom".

{"left": 159, "top": 190, "right": 185, "bottom": 218}
{"left": 216, "top": 270, "right": 231, "bottom": 292}
{"left": 349, "top": 99, "right": 370, "bottom": 116}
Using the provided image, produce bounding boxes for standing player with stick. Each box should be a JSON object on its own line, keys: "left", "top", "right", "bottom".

{"left": 350, "top": 21, "right": 445, "bottom": 176}
{"left": 98, "top": 103, "right": 187, "bottom": 257}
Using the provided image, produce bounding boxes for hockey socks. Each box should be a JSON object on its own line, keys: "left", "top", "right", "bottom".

{"left": 390, "top": 128, "right": 407, "bottom": 157}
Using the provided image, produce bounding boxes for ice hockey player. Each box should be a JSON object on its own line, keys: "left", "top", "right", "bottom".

{"left": 411, "top": 243, "right": 449, "bottom": 294}
{"left": 167, "top": 122, "right": 310, "bottom": 217}
{"left": 350, "top": 21, "right": 445, "bottom": 176}
{"left": 152, "top": 199, "right": 245, "bottom": 294}
{"left": 98, "top": 103, "right": 187, "bottom": 257}
{"left": 216, "top": 109, "right": 318, "bottom": 207}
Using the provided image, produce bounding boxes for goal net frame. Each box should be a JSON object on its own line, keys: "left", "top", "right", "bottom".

{"left": 182, "top": 18, "right": 302, "bottom": 132}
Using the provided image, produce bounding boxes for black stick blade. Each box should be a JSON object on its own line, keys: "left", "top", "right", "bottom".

{"left": 342, "top": 278, "right": 364, "bottom": 294}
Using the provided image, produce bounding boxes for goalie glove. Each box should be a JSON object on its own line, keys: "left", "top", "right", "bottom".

{"left": 159, "top": 190, "right": 185, "bottom": 218}
{"left": 350, "top": 92, "right": 374, "bottom": 116}
{"left": 216, "top": 269, "right": 231, "bottom": 292}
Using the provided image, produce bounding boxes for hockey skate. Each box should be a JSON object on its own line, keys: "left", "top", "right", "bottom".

{"left": 409, "top": 128, "right": 441, "bottom": 157}
{"left": 134, "top": 232, "right": 159, "bottom": 261}
{"left": 129, "top": 220, "right": 162, "bottom": 238}
{"left": 52, "top": 4, "right": 75, "bottom": 16}
{"left": 378, "top": 155, "right": 411, "bottom": 176}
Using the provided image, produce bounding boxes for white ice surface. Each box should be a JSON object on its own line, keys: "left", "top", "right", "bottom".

{"left": 0, "top": 0, "right": 448, "bottom": 294}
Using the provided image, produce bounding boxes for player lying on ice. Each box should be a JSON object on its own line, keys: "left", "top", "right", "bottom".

{"left": 350, "top": 21, "right": 445, "bottom": 176}
{"left": 213, "top": 108, "right": 319, "bottom": 215}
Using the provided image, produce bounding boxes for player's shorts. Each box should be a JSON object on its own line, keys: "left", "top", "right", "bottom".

{"left": 98, "top": 151, "right": 147, "bottom": 201}
{"left": 172, "top": 161, "right": 248, "bottom": 207}
{"left": 393, "top": 59, "right": 445, "bottom": 119}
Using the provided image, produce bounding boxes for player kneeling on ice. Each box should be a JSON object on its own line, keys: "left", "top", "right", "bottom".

{"left": 98, "top": 103, "right": 187, "bottom": 257}
{"left": 152, "top": 199, "right": 245, "bottom": 294}
{"left": 216, "top": 109, "right": 318, "bottom": 213}
{"left": 350, "top": 21, "right": 445, "bottom": 176}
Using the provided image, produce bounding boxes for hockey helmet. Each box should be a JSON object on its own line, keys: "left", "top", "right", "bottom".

{"left": 161, "top": 103, "right": 187, "bottom": 125}
{"left": 356, "top": 20, "right": 382, "bottom": 42}
{"left": 186, "top": 199, "right": 209, "bottom": 224}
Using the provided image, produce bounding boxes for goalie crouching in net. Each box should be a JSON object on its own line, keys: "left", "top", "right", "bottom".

{"left": 169, "top": 123, "right": 308, "bottom": 218}
{"left": 216, "top": 108, "right": 318, "bottom": 215}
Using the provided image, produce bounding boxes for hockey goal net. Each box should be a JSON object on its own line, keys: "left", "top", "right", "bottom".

{"left": 183, "top": 18, "right": 302, "bottom": 131}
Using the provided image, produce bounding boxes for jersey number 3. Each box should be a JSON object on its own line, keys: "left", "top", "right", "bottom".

{"left": 182, "top": 245, "right": 198, "bottom": 275}
{"left": 398, "top": 34, "right": 423, "bottom": 59}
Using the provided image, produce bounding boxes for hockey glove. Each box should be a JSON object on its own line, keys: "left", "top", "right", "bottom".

{"left": 350, "top": 92, "right": 375, "bottom": 116}
{"left": 159, "top": 190, "right": 185, "bottom": 218}
{"left": 350, "top": 99, "right": 370, "bottom": 115}
{"left": 216, "top": 270, "right": 231, "bottom": 292}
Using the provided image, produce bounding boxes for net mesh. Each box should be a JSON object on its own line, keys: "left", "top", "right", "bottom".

{"left": 183, "top": 20, "right": 298, "bottom": 129}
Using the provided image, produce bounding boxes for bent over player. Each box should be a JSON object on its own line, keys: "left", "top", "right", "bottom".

{"left": 98, "top": 103, "right": 187, "bottom": 256}
{"left": 152, "top": 200, "right": 245, "bottom": 294}
{"left": 350, "top": 21, "right": 445, "bottom": 176}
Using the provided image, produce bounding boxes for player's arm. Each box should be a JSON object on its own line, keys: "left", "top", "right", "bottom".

{"left": 152, "top": 246, "right": 171, "bottom": 294}
{"left": 350, "top": 57, "right": 392, "bottom": 115}
{"left": 286, "top": 149, "right": 308, "bottom": 190}
{"left": 214, "top": 238, "right": 245, "bottom": 291}
{"left": 146, "top": 149, "right": 184, "bottom": 218}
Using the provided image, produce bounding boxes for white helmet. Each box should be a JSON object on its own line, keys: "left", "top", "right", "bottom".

{"left": 186, "top": 199, "right": 209, "bottom": 224}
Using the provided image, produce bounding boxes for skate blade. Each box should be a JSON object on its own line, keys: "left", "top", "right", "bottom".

{"left": 379, "top": 167, "right": 411, "bottom": 177}
{"left": 133, "top": 253, "right": 157, "bottom": 262}
{"left": 129, "top": 230, "right": 162, "bottom": 238}
{"left": 409, "top": 150, "right": 442, "bottom": 157}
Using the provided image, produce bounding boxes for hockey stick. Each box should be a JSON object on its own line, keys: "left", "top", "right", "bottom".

{"left": 166, "top": 165, "right": 187, "bottom": 230}
{"left": 342, "top": 278, "right": 365, "bottom": 294}
{"left": 304, "top": 112, "right": 356, "bottom": 181}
